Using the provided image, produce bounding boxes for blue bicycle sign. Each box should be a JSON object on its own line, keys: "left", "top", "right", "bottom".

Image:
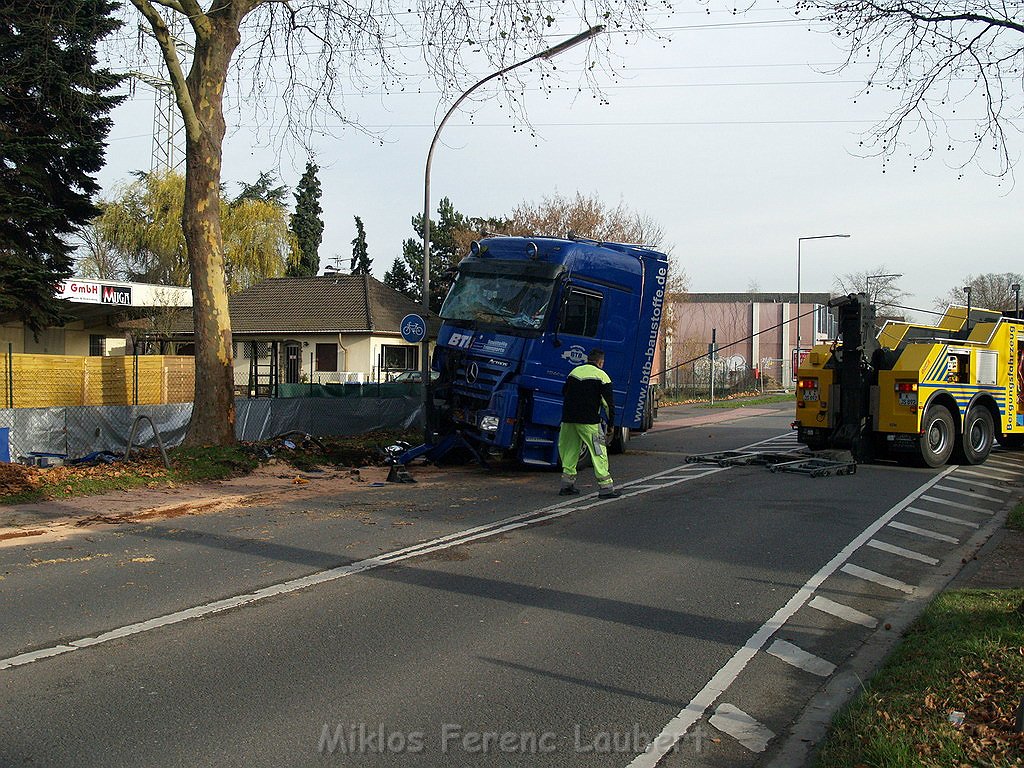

{"left": 400, "top": 314, "right": 427, "bottom": 343}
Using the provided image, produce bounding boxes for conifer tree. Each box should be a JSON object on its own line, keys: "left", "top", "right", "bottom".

{"left": 288, "top": 161, "right": 323, "bottom": 277}
{"left": 350, "top": 216, "right": 372, "bottom": 275}
{"left": 0, "top": 1, "right": 123, "bottom": 333}
{"left": 383, "top": 258, "right": 416, "bottom": 300}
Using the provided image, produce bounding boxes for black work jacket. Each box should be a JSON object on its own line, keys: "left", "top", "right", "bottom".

{"left": 561, "top": 363, "right": 614, "bottom": 425}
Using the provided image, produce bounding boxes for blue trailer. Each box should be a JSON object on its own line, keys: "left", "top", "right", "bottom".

{"left": 404, "top": 235, "right": 668, "bottom": 467}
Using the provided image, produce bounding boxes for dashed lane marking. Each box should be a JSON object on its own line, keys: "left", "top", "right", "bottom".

{"left": 919, "top": 495, "right": 996, "bottom": 514}
{"left": 766, "top": 639, "right": 836, "bottom": 677}
{"left": 933, "top": 484, "right": 1007, "bottom": 502}
{"left": 808, "top": 596, "right": 878, "bottom": 628}
{"left": 709, "top": 704, "right": 775, "bottom": 753}
{"left": 624, "top": 465, "right": 956, "bottom": 768}
{"left": 943, "top": 476, "right": 1013, "bottom": 493}
{"left": 905, "top": 507, "right": 980, "bottom": 529}
{"left": 866, "top": 539, "right": 940, "bottom": 565}
{"left": 959, "top": 466, "right": 1019, "bottom": 480}
{"left": 840, "top": 563, "right": 915, "bottom": 594}
{"left": 887, "top": 521, "right": 960, "bottom": 544}
{"left": 981, "top": 456, "right": 1022, "bottom": 470}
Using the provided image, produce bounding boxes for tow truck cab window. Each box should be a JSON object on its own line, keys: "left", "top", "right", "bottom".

{"left": 561, "top": 289, "right": 602, "bottom": 337}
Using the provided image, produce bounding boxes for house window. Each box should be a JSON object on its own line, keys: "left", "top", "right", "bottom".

{"left": 815, "top": 305, "right": 838, "bottom": 339}
{"left": 89, "top": 334, "right": 106, "bottom": 356}
{"left": 315, "top": 343, "right": 338, "bottom": 372}
{"left": 381, "top": 344, "right": 418, "bottom": 371}
{"left": 562, "top": 289, "right": 602, "bottom": 337}
{"left": 242, "top": 341, "right": 270, "bottom": 359}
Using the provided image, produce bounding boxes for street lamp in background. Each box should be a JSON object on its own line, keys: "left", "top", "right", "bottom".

{"left": 796, "top": 234, "right": 850, "bottom": 380}
{"left": 419, "top": 25, "right": 605, "bottom": 444}
{"left": 963, "top": 286, "right": 973, "bottom": 332}
{"left": 864, "top": 273, "right": 903, "bottom": 307}
{"left": 1012, "top": 283, "right": 1020, "bottom": 318}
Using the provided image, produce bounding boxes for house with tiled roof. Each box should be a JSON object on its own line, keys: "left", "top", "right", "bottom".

{"left": 166, "top": 274, "right": 439, "bottom": 390}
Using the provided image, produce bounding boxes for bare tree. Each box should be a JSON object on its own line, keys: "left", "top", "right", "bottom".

{"left": 120, "top": 2, "right": 663, "bottom": 445}
{"left": 75, "top": 219, "right": 127, "bottom": 280}
{"left": 797, "top": 0, "right": 1024, "bottom": 176}
{"left": 833, "top": 265, "right": 908, "bottom": 309}
{"left": 507, "top": 192, "right": 666, "bottom": 246}
{"left": 937, "top": 272, "right": 1024, "bottom": 311}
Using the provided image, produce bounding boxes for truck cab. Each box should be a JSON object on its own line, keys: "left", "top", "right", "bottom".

{"left": 428, "top": 236, "right": 668, "bottom": 466}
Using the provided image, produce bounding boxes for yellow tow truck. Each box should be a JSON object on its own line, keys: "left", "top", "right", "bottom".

{"left": 795, "top": 293, "right": 1024, "bottom": 467}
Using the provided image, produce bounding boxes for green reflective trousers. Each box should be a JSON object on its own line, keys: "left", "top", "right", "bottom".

{"left": 558, "top": 422, "right": 613, "bottom": 489}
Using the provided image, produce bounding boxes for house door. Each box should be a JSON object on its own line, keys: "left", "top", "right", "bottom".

{"left": 284, "top": 342, "right": 301, "bottom": 384}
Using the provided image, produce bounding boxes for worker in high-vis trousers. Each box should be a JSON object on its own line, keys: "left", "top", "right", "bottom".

{"left": 557, "top": 348, "right": 620, "bottom": 499}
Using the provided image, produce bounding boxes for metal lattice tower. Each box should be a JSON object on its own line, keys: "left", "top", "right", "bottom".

{"left": 150, "top": 81, "right": 184, "bottom": 173}
{"left": 132, "top": 16, "right": 189, "bottom": 174}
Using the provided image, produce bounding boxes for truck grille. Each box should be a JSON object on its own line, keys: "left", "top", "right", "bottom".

{"left": 451, "top": 357, "right": 510, "bottom": 402}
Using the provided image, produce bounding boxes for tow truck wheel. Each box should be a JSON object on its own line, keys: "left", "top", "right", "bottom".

{"left": 918, "top": 405, "right": 955, "bottom": 468}
{"left": 955, "top": 407, "right": 994, "bottom": 465}
{"left": 609, "top": 427, "right": 630, "bottom": 455}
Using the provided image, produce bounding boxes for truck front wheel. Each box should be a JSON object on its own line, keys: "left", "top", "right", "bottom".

{"left": 918, "top": 405, "right": 955, "bottom": 468}
{"left": 609, "top": 427, "right": 630, "bottom": 454}
{"left": 955, "top": 407, "right": 994, "bottom": 465}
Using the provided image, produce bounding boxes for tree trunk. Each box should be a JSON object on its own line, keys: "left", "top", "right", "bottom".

{"left": 181, "top": 21, "right": 239, "bottom": 446}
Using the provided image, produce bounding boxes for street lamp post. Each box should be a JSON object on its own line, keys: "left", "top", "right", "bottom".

{"left": 964, "top": 286, "right": 973, "bottom": 332}
{"left": 419, "top": 25, "right": 604, "bottom": 445}
{"left": 1012, "top": 283, "right": 1020, "bottom": 318}
{"left": 796, "top": 234, "right": 850, "bottom": 383}
{"left": 864, "top": 273, "right": 903, "bottom": 307}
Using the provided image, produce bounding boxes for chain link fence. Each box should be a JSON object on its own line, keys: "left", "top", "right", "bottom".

{"left": 0, "top": 396, "right": 422, "bottom": 464}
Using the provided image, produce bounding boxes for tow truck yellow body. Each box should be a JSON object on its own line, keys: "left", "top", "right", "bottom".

{"left": 795, "top": 294, "right": 1024, "bottom": 467}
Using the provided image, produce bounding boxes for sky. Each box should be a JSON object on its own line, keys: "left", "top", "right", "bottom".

{"left": 95, "top": 5, "right": 1023, "bottom": 322}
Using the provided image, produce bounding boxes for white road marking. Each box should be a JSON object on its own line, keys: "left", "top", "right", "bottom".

{"left": 960, "top": 466, "right": 1019, "bottom": 480}
{"left": 943, "top": 475, "right": 1010, "bottom": 493}
{"left": 624, "top": 464, "right": 955, "bottom": 768}
{"left": 982, "top": 456, "right": 1021, "bottom": 470}
{"left": 766, "top": 639, "right": 836, "bottom": 677}
{"left": 887, "top": 521, "right": 959, "bottom": 544}
{"left": 905, "top": 506, "right": 980, "bottom": 529}
{"left": 2, "top": 447, "right": 748, "bottom": 672}
{"left": 867, "top": 539, "right": 940, "bottom": 565}
{"left": 709, "top": 704, "right": 775, "bottom": 753}
{"left": 933, "top": 484, "right": 1005, "bottom": 501}
{"left": 919, "top": 495, "right": 995, "bottom": 514}
{"left": 808, "top": 596, "right": 878, "bottom": 628}
{"left": 840, "top": 563, "right": 915, "bottom": 594}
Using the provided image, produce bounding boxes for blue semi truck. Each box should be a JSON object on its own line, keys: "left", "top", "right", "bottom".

{"left": 405, "top": 235, "right": 669, "bottom": 467}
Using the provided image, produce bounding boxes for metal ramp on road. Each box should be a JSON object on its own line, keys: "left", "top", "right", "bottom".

{"left": 684, "top": 450, "right": 802, "bottom": 468}
{"left": 768, "top": 456, "right": 857, "bottom": 477}
{"left": 685, "top": 449, "right": 856, "bottom": 477}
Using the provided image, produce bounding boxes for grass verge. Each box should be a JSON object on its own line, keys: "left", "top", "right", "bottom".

{"left": 814, "top": 588, "right": 1024, "bottom": 767}
{"left": 701, "top": 393, "right": 795, "bottom": 409}
{"left": 1006, "top": 501, "right": 1024, "bottom": 532}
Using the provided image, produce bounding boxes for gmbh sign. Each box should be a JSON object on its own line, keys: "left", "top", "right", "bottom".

{"left": 57, "top": 280, "right": 133, "bottom": 306}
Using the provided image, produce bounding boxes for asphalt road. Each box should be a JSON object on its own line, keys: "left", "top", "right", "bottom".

{"left": 1, "top": 404, "right": 1019, "bottom": 767}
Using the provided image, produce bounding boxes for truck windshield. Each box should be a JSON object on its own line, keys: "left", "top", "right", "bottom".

{"left": 440, "top": 273, "right": 554, "bottom": 330}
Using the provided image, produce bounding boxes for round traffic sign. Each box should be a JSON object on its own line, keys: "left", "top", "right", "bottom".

{"left": 400, "top": 314, "right": 427, "bottom": 343}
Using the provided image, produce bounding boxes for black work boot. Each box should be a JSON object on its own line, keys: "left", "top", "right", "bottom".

{"left": 559, "top": 485, "right": 580, "bottom": 496}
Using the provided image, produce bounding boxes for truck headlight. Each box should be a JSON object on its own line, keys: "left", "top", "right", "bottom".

{"left": 479, "top": 415, "right": 499, "bottom": 432}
